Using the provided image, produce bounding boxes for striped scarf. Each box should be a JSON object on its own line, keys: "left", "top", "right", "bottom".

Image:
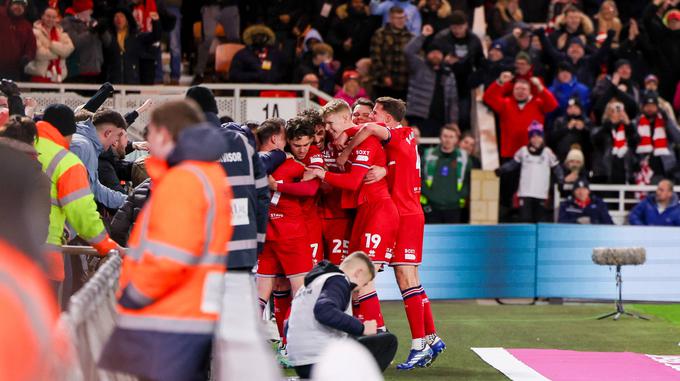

{"left": 636, "top": 113, "right": 670, "bottom": 156}
{"left": 611, "top": 123, "right": 628, "bottom": 158}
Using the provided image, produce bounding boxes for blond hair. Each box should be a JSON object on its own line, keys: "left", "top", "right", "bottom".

{"left": 320, "top": 98, "right": 351, "bottom": 119}
{"left": 342, "top": 251, "right": 376, "bottom": 281}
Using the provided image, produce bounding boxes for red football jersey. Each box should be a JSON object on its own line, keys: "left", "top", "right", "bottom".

{"left": 320, "top": 141, "right": 351, "bottom": 219}
{"left": 266, "top": 158, "right": 306, "bottom": 241}
{"left": 384, "top": 126, "right": 423, "bottom": 216}
{"left": 299, "top": 145, "right": 323, "bottom": 216}
{"left": 324, "top": 136, "right": 391, "bottom": 208}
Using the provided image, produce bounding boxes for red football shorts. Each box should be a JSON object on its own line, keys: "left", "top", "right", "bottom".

{"left": 257, "top": 238, "right": 312, "bottom": 278}
{"left": 390, "top": 213, "right": 424, "bottom": 266}
{"left": 349, "top": 198, "right": 399, "bottom": 265}
{"left": 322, "top": 217, "right": 353, "bottom": 265}
{"left": 307, "top": 216, "right": 324, "bottom": 265}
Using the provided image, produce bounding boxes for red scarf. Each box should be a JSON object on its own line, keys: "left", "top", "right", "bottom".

{"left": 611, "top": 122, "right": 628, "bottom": 158}
{"left": 636, "top": 113, "right": 670, "bottom": 156}
{"left": 47, "top": 26, "right": 62, "bottom": 81}
{"left": 575, "top": 197, "right": 591, "bottom": 209}
{"left": 132, "top": 0, "right": 157, "bottom": 33}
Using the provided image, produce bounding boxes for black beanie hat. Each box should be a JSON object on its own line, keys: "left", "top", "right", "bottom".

{"left": 43, "top": 104, "right": 76, "bottom": 137}
{"left": 186, "top": 86, "right": 218, "bottom": 115}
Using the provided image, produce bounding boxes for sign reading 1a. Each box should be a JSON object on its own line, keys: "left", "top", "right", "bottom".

{"left": 246, "top": 98, "right": 298, "bottom": 122}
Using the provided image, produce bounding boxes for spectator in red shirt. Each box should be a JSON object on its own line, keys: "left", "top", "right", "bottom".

{"left": 483, "top": 71, "right": 558, "bottom": 220}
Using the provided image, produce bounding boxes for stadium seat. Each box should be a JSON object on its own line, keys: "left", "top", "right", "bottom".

{"left": 215, "top": 43, "right": 245, "bottom": 74}
{"left": 193, "top": 21, "right": 227, "bottom": 43}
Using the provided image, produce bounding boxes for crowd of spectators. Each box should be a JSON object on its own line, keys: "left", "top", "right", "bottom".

{"left": 3, "top": 0, "right": 680, "bottom": 224}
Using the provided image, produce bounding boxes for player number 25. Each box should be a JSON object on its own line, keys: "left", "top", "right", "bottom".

{"left": 364, "top": 233, "right": 382, "bottom": 249}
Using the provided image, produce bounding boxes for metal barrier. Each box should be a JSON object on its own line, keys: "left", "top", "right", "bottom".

{"left": 553, "top": 184, "right": 680, "bottom": 225}
{"left": 16, "top": 82, "right": 332, "bottom": 140}
{"left": 59, "top": 251, "right": 137, "bottom": 381}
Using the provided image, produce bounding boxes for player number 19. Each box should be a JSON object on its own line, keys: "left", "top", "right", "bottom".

{"left": 364, "top": 233, "right": 382, "bottom": 249}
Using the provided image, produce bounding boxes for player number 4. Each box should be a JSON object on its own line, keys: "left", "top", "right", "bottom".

{"left": 364, "top": 233, "right": 382, "bottom": 249}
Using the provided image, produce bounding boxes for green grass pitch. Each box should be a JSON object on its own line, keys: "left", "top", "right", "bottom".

{"left": 282, "top": 301, "right": 680, "bottom": 380}
{"left": 380, "top": 301, "right": 680, "bottom": 380}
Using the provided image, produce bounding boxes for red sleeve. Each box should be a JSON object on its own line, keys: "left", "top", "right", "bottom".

{"left": 538, "top": 87, "right": 559, "bottom": 113}
{"left": 324, "top": 166, "right": 369, "bottom": 191}
{"left": 345, "top": 126, "right": 360, "bottom": 138}
{"left": 277, "top": 179, "right": 321, "bottom": 196}
{"left": 482, "top": 81, "right": 506, "bottom": 113}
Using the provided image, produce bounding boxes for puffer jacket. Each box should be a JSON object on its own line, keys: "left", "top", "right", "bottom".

{"left": 629, "top": 194, "right": 680, "bottom": 226}
{"left": 24, "top": 21, "right": 74, "bottom": 82}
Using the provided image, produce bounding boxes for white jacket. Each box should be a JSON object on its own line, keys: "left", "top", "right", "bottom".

{"left": 24, "top": 21, "right": 74, "bottom": 82}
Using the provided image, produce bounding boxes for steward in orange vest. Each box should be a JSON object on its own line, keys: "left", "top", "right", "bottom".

{"left": 100, "top": 100, "right": 233, "bottom": 381}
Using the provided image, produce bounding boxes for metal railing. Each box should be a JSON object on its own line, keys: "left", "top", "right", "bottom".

{"left": 59, "top": 247, "right": 280, "bottom": 380}
{"left": 553, "top": 184, "right": 680, "bottom": 225}
{"left": 16, "top": 82, "right": 332, "bottom": 140}
{"left": 59, "top": 250, "right": 137, "bottom": 380}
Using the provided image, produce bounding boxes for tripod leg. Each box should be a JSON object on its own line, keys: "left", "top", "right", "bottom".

{"left": 623, "top": 311, "right": 650, "bottom": 321}
{"left": 597, "top": 311, "right": 618, "bottom": 320}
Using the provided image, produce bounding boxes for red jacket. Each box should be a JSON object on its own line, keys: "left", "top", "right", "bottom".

{"left": 483, "top": 81, "right": 558, "bottom": 158}
{"left": 0, "top": 2, "right": 37, "bottom": 80}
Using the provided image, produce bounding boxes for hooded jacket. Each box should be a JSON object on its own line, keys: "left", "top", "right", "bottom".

{"left": 61, "top": 13, "right": 105, "bottom": 77}
{"left": 70, "top": 119, "right": 127, "bottom": 209}
{"left": 629, "top": 193, "right": 680, "bottom": 226}
{"left": 100, "top": 124, "right": 232, "bottom": 381}
{"left": 549, "top": 77, "right": 590, "bottom": 117}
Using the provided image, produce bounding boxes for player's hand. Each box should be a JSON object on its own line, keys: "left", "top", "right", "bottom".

{"left": 305, "top": 168, "right": 325, "bottom": 180}
{"left": 268, "top": 175, "right": 278, "bottom": 191}
{"left": 335, "top": 131, "right": 349, "bottom": 149}
{"left": 363, "top": 320, "right": 378, "bottom": 336}
{"left": 422, "top": 24, "right": 434, "bottom": 37}
{"left": 336, "top": 149, "right": 351, "bottom": 167}
{"left": 149, "top": 12, "right": 159, "bottom": 21}
{"left": 302, "top": 169, "right": 317, "bottom": 181}
{"left": 364, "top": 165, "right": 387, "bottom": 184}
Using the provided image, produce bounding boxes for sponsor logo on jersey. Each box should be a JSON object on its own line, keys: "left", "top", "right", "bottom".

{"left": 356, "top": 155, "right": 369, "bottom": 162}
{"left": 269, "top": 212, "right": 284, "bottom": 220}
{"left": 405, "top": 253, "right": 416, "bottom": 260}
{"left": 220, "top": 151, "right": 243, "bottom": 163}
{"left": 310, "top": 157, "right": 324, "bottom": 164}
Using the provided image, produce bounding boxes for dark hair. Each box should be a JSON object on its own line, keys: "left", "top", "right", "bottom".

{"left": 92, "top": 109, "right": 127, "bottom": 130}
{"left": 219, "top": 115, "right": 234, "bottom": 125}
{"left": 299, "top": 109, "right": 323, "bottom": 128}
{"left": 353, "top": 97, "right": 374, "bottom": 110}
{"left": 150, "top": 100, "right": 205, "bottom": 140}
{"left": 461, "top": 131, "right": 475, "bottom": 140}
{"left": 285, "top": 116, "right": 315, "bottom": 141}
{"left": 389, "top": 5, "right": 404, "bottom": 15}
{"left": 450, "top": 10, "right": 467, "bottom": 25}
{"left": 256, "top": 117, "right": 285, "bottom": 144}
{"left": 0, "top": 115, "right": 37, "bottom": 145}
{"left": 375, "top": 97, "right": 406, "bottom": 121}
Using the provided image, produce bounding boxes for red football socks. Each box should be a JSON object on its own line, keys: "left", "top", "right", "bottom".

{"left": 357, "top": 291, "right": 385, "bottom": 329}
{"left": 273, "top": 290, "right": 292, "bottom": 342}
{"left": 421, "top": 287, "right": 437, "bottom": 335}
{"left": 401, "top": 286, "right": 426, "bottom": 339}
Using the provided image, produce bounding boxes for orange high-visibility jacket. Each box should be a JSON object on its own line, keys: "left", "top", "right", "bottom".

{"left": 0, "top": 240, "right": 69, "bottom": 381}
{"left": 100, "top": 129, "right": 233, "bottom": 380}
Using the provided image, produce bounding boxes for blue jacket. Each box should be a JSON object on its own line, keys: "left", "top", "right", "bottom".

{"left": 70, "top": 120, "right": 127, "bottom": 209}
{"left": 219, "top": 123, "right": 270, "bottom": 269}
{"left": 629, "top": 194, "right": 680, "bottom": 226}
{"left": 549, "top": 78, "right": 590, "bottom": 118}
{"left": 558, "top": 195, "right": 613, "bottom": 225}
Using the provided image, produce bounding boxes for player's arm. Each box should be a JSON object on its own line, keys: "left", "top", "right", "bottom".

{"left": 274, "top": 179, "right": 321, "bottom": 196}
{"left": 338, "top": 124, "right": 390, "bottom": 166}
{"left": 309, "top": 164, "right": 370, "bottom": 191}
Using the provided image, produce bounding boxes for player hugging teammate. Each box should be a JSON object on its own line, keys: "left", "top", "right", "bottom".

{"left": 256, "top": 97, "right": 445, "bottom": 370}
